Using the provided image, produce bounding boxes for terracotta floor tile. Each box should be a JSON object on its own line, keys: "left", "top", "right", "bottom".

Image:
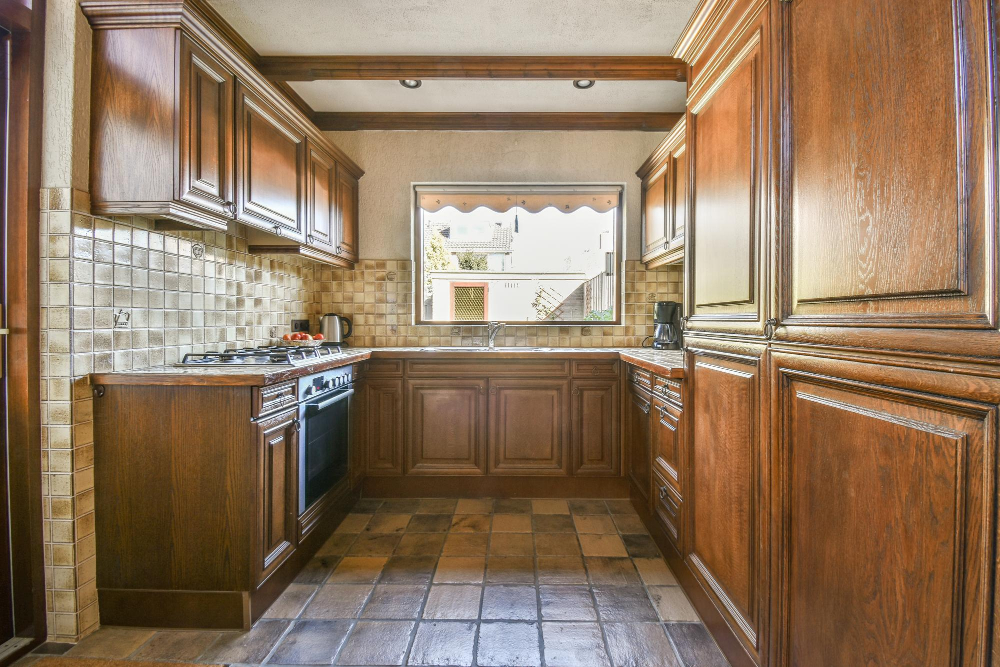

{"left": 335, "top": 513, "right": 373, "bottom": 534}
{"left": 434, "top": 556, "right": 486, "bottom": 584}
{"left": 328, "top": 556, "right": 389, "bottom": 584}
{"left": 295, "top": 556, "right": 338, "bottom": 584}
{"left": 269, "top": 619, "right": 352, "bottom": 665}
{"left": 486, "top": 556, "right": 536, "bottom": 584}
{"left": 451, "top": 514, "right": 492, "bottom": 532}
{"left": 416, "top": 498, "right": 458, "bottom": 514}
{"left": 407, "top": 620, "right": 477, "bottom": 666}
{"left": 532, "top": 514, "right": 576, "bottom": 533}
{"left": 129, "top": 631, "right": 220, "bottom": 662}
{"left": 316, "top": 532, "right": 356, "bottom": 557}
{"left": 377, "top": 498, "right": 422, "bottom": 514}
{"left": 494, "top": 498, "right": 532, "bottom": 514}
{"left": 536, "top": 556, "right": 588, "bottom": 584}
{"left": 481, "top": 585, "right": 538, "bottom": 621}
{"left": 302, "top": 583, "right": 373, "bottom": 619}
{"left": 649, "top": 586, "right": 700, "bottom": 622}
{"left": 579, "top": 534, "right": 629, "bottom": 558}
{"left": 347, "top": 532, "right": 402, "bottom": 556}
{"left": 443, "top": 532, "right": 489, "bottom": 556}
{"left": 407, "top": 513, "right": 454, "bottom": 533}
{"left": 361, "top": 583, "right": 427, "bottom": 619}
{"left": 603, "top": 622, "right": 681, "bottom": 667}
{"left": 489, "top": 532, "right": 533, "bottom": 556}
{"left": 198, "top": 619, "right": 289, "bottom": 664}
{"left": 352, "top": 498, "right": 384, "bottom": 513}
{"left": 611, "top": 513, "right": 648, "bottom": 535}
{"left": 665, "top": 622, "right": 730, "bottom": 667}
{"left": 585, "top": 557, "right": 641, "bottom": 586}
{"left": 379, "top": 555, "right": 438, "bottom": 584}
{"left": 455, "top": 498, "right": 493, "bottom": 514}
{"left": 534, "top": 533, "right": 581, "bottom": 556}
{"left": 67, "top": 628, "right": 156, "bottom": 659}
{"left": 542, "top": 622, "right": 611, "bottom": 667}
{"left": 539, "top": 585, "right": 597, "bottom": 621}
{"left": 423, "top": 584, "right": 483, "bottom": 620}
{"left": 592, "top": 586, "right": 659, "bottom": 622}
{"left": 395, "top": 532, "right": 447, "bottom": 556}
{"left": 492, "top": 514, "right": 532, "bottom": 532}
{"left": 477, "top": 621, "right": 541, "bottom": 667}
{"left": 531, "top": 499, "right": 570, "bottom": 515}
{"left": 574, "top": 515, "right": 618, "bottom": 534}
{"left": 623, "top": 533, "right": 661, "bottom": 558}
{"left": 568, "top": 499, "right": 610, "bottom": 515}
{"left": 335, "top": 620, "right": 414, "bottom": 665}
{"left": 604, "top": 499, "right": 637, "bottom": 515}
{"left": 262, "top": 583, "right": 318, "bottom": 618}
{"left": 633, "top": 558, "right": 678, "bottom": 586}
{"left": 364, "top": 513, "right": 412, "bottom": 533}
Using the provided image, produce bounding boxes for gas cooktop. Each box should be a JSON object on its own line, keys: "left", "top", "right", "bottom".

{"left": 178, "top": 345, "right": 344, "bottom": 366}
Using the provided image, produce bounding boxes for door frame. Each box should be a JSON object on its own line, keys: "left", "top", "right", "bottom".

{"left": 0, "top": 0, "right": 46, "bottom": 662}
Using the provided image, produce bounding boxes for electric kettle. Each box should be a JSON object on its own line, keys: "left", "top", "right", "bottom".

{"left": 320, "top": 313, "right": 353, "bottom": 345}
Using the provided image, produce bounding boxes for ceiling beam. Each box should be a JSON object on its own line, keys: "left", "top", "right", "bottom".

{"left": 314, "top": 112, "right": 683, "bottom": 132}
{"left": 259, "top": 55, "right": 687, "bottom": 82}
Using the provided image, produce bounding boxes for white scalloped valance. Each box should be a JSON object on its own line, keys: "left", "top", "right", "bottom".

{"left": 415, "top": 186, "right": 622, "bottom": 214}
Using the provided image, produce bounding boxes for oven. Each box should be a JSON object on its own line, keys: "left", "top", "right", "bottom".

{"left": 297, "top": 366, "right": 353, "bottom": 514}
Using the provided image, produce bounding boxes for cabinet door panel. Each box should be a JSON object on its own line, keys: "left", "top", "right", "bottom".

{"left": 236, "top": 83, "right": 305, "bottom": 237}
{"left": 772, "top": 352, "right": 995, "bottom": 667}
{"left": 784, "top": 0, "right": 995, "bottom": 335}
{"left": 671, "top": 144, "right": 687, "bottom": 241}
{"left": 571, "top": 378, "right": 619, "bottom": 476}
{"left": 306, "top": 142, "right": 337, "bottom": 254}
{"left": 178, "top": 36, "right": 233, "bottom": 218}
{"left": 642, "top": 168, "right": 668, "bottom": 259}
{"left": 257, "top": 409, "right": 297, "bottom": 582}
{"left": 406, "top": 378, "right": 487, "bottom": 474}
{"left": 626, "top": 383, "right": 652, "bottom": 501}
{"left": 687, "top": 342, "right": 765, "bottom": 660}
{"left": 336, "top": 166, "right": 360, "bottom": 262}
{"left": 488, "top": 379, "right": 570, "bottom": 475}
{"left": 366, "top": 379, "right": 403, "bottom": 475}
{"left": 653, "top": 397, "right": 682, "bottom": 492}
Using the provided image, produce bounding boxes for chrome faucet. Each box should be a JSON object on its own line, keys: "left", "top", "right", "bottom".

{"left": 487, "top": 321, "right": 505, "bottom": 350}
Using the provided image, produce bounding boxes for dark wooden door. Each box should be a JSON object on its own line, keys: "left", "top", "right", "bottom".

{"left": 779, "top": 0, "right": 998, "bottom": 360}
{"left": 686, "top": 339, "right": 767, "bottom": 663}
{"left": 177, "top": 35, "right": 233, "bottom": 220}
{"left": 488, "top": 378, "right": 570, "bottom": 475}
{"left": 256, "top": 408, "right": 297, "bottom": 583}
{"left": 235, "top": 82, "right": 305, "bottom": 239}
{"left": 571, "top": 378, "right": 619, "bottom": 476}
{"left": 687, "top": 6, "right": 770, "bottom": 335}
{"left": 652, "top": 397, "right": 681, "bottom": 494}
{"left": 335, "top": 165, "right": 359, "bottom": 262}
{"left": 365, "top": 378, "right": 403, "bottom": 475}
{"left": 406, "top": 378, "right": 487, "bottom": 474}
{"left": 625, "top": 381, "right": 652, "bottom": 501}
{"left": 306, "top": 142, "right": 337, "bottom": 255}
{"left": 771, "top": 351, "right": 996, "bottom": 667}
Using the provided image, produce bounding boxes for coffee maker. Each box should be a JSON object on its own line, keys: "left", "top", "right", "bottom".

{"left": 652, "top": 300, "right": 682, "bottom": 350}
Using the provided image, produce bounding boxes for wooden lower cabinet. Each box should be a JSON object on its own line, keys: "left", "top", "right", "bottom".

{"left": 571, "top": 378, "right": 619, "bottom": 476}
{"left": 625, "top": 380, "right": 652, "bottom": 502}
{"left": 488, "top": 378, "right": 571, "bottom": 475}
{"left": 652, "top": 396, "right": 682, "bottom": 493}
{"left": 255, "top": 409, "right": 297, "bottom": 583}
{"left": 364, "top": 378, "right": 404, "bottom": 475}
{"left": 406, "top": 378, "right": 487, "bottom": 474}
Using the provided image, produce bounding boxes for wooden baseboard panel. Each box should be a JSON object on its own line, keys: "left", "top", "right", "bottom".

{"left": 363, "top": 475, "right": 629, "bottom": 498}
{"left": 629, "top": 484, "right": 757, "bottom": 667}
{"left": 97, "top": 588, "right": 248, "bottom": 629}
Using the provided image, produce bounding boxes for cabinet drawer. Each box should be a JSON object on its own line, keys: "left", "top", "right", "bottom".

{"left": 367, "top": 358, "right": 404, "bottom": 377}
{"left": 627, "top": 366, "right": 653, "bottom": 392}
{"left": 653, "top": 468, "right": 682, "bottom": 548}
{"left": 572, "top": 360, "right": 619, "bottom": 378}
{"left": 652, "top": 375, "right": 683, "bottom": 405}
{"left": 254, "top": 381, "right": 298, "bottom": 418}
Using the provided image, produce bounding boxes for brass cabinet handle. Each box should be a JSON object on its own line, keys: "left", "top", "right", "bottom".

{"left": 764, "top": 318, "right": 778, "bottom": 340}
{"left": 659, "top": 485, "right": 668, "bottom": 499}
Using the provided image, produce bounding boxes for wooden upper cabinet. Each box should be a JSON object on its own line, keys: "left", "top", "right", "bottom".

{"left": 488, "top": 378, "right": 570, "bottom": 475}
{"left": 235, "top": 83, "right": 306, "bottom": 240}
{"left": 306, "top": 142, "right": 337, "bottom": 256}
{"left": 686, "top": 5, "right": 770, "bottom": 335}
{"left": 256, "top": 408, "right": 297, "bottom": 583}
{"left": 336, "top": 165, "right": 360, "bottom": 263}
{"left": 638, "top": 117, "right": 686, "bottom": 267}
{"left": 780, "top": 0, "right": 998, "bottom": 359}
{"left": 406, "top": 379, "right": 487, "bottom": 475}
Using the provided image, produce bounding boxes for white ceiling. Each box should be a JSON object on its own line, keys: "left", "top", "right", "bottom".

{"left": 209, "top": 0, "right": 698, "bottom": 113}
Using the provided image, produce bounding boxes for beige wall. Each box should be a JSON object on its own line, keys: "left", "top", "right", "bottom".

{"left": 325, "top": 131, "right": 666, "bottom": 260}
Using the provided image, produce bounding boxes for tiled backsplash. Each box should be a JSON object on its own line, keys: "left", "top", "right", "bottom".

{"left": 38, "top": 187, "right": 683, "bottom": 641}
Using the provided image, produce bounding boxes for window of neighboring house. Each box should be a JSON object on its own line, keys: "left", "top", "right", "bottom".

{"left": 414, "top": 184, "right": 623, "bottom": 325}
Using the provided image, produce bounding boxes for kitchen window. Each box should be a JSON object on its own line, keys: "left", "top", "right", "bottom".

{"left": 413, "top": 184, "right": 623, "bottom": 325}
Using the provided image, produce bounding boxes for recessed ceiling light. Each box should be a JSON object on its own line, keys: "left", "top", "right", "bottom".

{"left": 399, "top": 79, "right": 422, "bottom": 89}
{"left": 573, "top": 79, "right": 596, "bottom": 89}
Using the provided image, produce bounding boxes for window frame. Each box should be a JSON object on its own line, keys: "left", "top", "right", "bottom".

{"left": 411, "top": 182, "right": 625, "bottom": 326}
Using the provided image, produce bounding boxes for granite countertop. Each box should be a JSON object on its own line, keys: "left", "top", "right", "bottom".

{"left": 90, "top": 347, "right": 685, "bottom": 386}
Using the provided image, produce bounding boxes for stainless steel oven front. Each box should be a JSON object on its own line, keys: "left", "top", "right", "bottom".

{"left": 297, "top": 366, "right": 353, "bottom": 514}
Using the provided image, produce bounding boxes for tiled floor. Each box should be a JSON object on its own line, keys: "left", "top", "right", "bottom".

{"left": 20, "top": 498, "right": 729, "bottom": 667}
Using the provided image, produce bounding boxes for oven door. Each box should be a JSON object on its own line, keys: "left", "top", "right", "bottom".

{"left": 298, "top": 385, "right": 353, "bottom": 514}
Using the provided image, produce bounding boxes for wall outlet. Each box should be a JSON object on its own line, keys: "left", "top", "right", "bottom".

{"left": 291, "top": 319, "right": 310, "bottom": 333}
